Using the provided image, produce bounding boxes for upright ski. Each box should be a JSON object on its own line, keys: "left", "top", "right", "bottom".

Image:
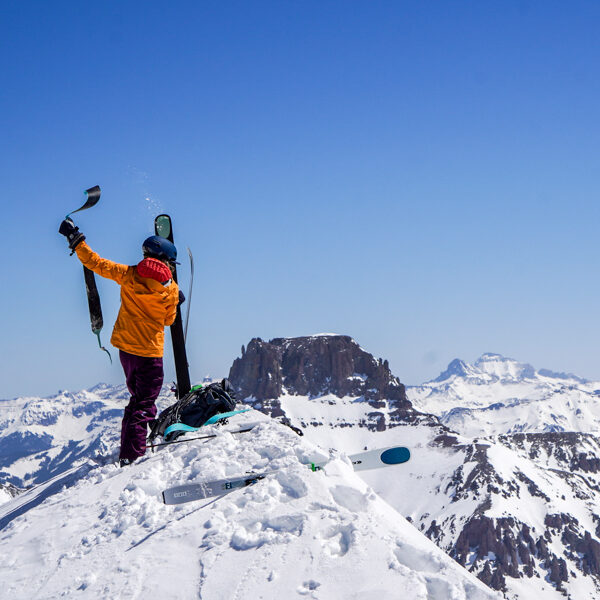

{"left": 155, "top": 214, "right": 191, "bottom": 398}
{"left": 162, "top": 445, "right": 411, "bottom": 505}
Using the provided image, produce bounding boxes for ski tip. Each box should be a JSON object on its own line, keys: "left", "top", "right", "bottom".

{"left": 380, "top": 447, "right": 411, "bottom": 465}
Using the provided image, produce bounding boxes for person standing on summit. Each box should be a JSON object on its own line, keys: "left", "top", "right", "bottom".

{"left": 59, "top": 218, "right": 181, "bottom": 466}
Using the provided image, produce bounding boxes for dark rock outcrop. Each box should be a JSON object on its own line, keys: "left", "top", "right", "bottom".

{"left": 0, "top": 481, "right": 21, "bottom": 500}
{"left": 230, "top": 335, "right": 406, "bottom": 401}
{"left": 228, "top": 335, "right": 425, "bottom": 427}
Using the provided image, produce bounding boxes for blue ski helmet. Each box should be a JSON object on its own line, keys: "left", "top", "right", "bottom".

{"left": 142, "top": 235, "right": 178, "bottom": 264}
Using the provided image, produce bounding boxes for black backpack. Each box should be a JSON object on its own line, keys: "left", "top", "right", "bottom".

{"left": 148, "top": 379, "right": 236, "bottom": 443}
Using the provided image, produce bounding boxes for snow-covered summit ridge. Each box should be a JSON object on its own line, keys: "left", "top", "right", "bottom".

{"left": 432, "top": 352, "right": 589, "bottom": 386}
{"left": 0, "top": 412, "right": 499, "bottom": 600}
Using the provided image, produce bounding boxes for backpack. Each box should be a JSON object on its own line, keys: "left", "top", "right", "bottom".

{"left": 148, "top": 379, "right": 237, "bottom": 443}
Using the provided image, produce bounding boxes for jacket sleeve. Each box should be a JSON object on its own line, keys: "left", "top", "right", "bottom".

{"left": 164, "top": 282, "right": 179, "bottom": 326}
{"left": 75, "top": 241, "right": 129, "bottom": 284}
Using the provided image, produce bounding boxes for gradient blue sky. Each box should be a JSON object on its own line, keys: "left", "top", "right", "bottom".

{"left": 2, "top": 1, "right": 600, "bottom": 398}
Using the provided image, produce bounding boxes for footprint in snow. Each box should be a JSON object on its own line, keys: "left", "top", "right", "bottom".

{"left": 321, "top": 522, "right": 356, "bottom": 557}
{"left": 297, "top": 580, "right": 321, "bottom": 595}
{"left": 330, "top": 485, "right": 370, "bottom": 512}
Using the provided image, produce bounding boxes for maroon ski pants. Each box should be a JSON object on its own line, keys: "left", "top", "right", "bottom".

{"left": 119, "top": 350, "right": 164, "bottom": 461}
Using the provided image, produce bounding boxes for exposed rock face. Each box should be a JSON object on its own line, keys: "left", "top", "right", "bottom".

{"left": 230, "top": 335, "right": 407, "bottom": 403}
{"left": 0, "top": 482, "right": 21, "bottom": 501}
{"left": 228, "top": 335, "right": 432, "bottom": 430}
{"left": 228, "top": 338, "right": 284, "bottom": 408}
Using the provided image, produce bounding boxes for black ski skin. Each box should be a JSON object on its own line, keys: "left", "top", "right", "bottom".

{"left": 65, "top": 185, "right": 111, "bottom": 363}
{"left": 155, "top": 214, "right": 191, "bottom": 398}
{"left": 83, "top": 265, "right": 103, "bottom": 332}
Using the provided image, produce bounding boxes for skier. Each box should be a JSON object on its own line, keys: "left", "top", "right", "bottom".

{"left": 59, "top": 218, "right": 181, "bottom": 466}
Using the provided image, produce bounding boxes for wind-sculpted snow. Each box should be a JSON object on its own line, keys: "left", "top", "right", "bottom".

{"left": 0, "top": 414, "right": 498, "bottom": 600}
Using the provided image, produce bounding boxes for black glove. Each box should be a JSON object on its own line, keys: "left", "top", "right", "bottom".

{"left": 59, "top": 218, "right": 86, "bottom": 251}
{"left": 178, "top": 290, "right": 186, "bottom": 305}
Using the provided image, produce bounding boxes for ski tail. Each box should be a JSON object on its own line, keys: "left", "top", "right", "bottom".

{"left": 184, "top": 247, "right": 193, "bottom": 343}
{"left": 350, "top": 446, "right": 410, "bottom": 471}
{"left": 66, "top": 185, "right": 101, "bottom": 218}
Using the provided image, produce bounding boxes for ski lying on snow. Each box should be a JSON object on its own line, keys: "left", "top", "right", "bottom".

{"left": 162, "top": 409, "right": 251, "bottom": 438}
{"left": 163, "top": 471, "right": 278, "bottom": 505}
{"left": 150, "top": 423, "right": 259, "bottom": 450}
{"left": 162, "top": 446, "right": 410, "bottom": 505}
{"left": 313, "top": 445, "right": 410, "bottom": 472}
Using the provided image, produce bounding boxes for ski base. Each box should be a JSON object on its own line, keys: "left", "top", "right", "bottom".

{"left": 163, "top": 471, "right": 276, "bottom": 505}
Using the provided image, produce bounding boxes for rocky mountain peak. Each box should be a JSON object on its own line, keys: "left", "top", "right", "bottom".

{"left": 228, "top": 334, "right": 410, "bottom": 408}
{"left": 433, "top": 358, "right": 473, "bottom": 382}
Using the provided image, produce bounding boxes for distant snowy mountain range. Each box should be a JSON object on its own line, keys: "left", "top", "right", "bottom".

{"left": 408, "top": 352, "right": 600, "bottom": 437}
{"left": 2, "top": 337, "right": 600, "bottom": 599}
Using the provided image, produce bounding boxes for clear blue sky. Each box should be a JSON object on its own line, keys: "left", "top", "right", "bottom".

{"left": 2, "top": 1, "right": 600, "bottom": 398}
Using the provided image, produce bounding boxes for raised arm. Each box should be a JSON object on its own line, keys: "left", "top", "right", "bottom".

{"left": 59, "top": 218, "right": 129, "bottom": 284}
{"left": 75, "top": 241, "right": 129, "bottom": 284}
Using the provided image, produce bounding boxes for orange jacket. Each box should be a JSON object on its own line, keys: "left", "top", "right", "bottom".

{"left": 75, "top": 241, "right": 179, "bottom": 357}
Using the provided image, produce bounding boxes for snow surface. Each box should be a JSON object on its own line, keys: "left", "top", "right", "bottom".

{"left": 0, "top": 409, "right": 499, "bottom": 600}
